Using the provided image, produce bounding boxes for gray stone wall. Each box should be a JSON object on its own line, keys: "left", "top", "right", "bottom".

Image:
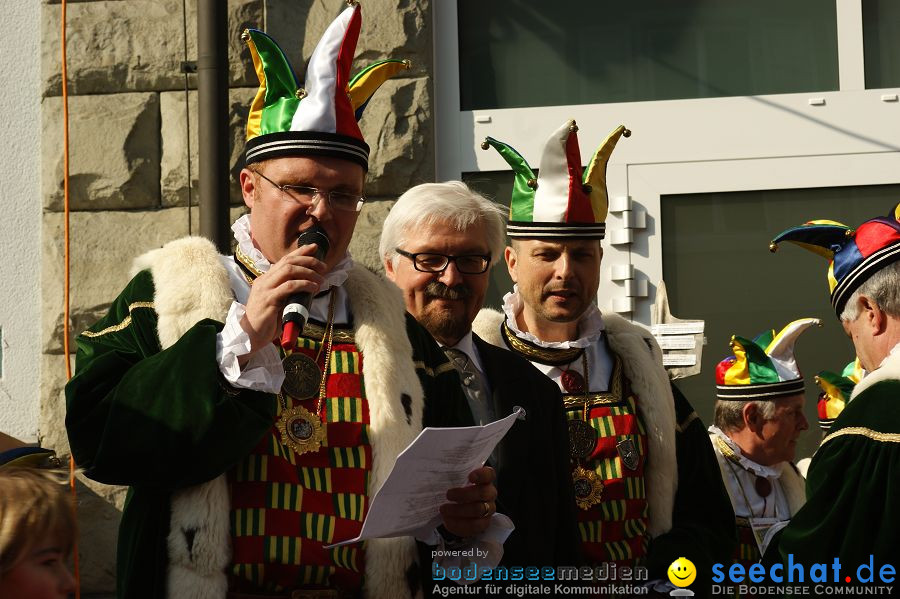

{"left": 40, "top": 0, "right": 434, "bottom": 593}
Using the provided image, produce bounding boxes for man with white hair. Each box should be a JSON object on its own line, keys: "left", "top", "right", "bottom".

{"left": 768, "top": 211, "right": 900, "bottom": 565}
{"left": 381, "top": 181, "right": 580, "bottom": 570}
{"left": 708, "top": 319, "right": 814, "bottom": 576}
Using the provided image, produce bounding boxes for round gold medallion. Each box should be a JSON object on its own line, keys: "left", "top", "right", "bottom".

{"left": 567, "top": 419, "right": 597, "bottom": 461}
{"left": 282, "top": 352, "right": 322, "bottom": 400}
{"left": 276, "top": 403, "right": 326, "bottom": 456}
{"left": 572, "top": 465, "right": 604, "bottom": 510}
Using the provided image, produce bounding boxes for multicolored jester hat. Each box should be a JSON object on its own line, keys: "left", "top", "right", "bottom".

{"left": 769, "top": 204, "right": 900, "bottom": 316}
{"left": 241, "top": 1, "right": 409, "bottom": 170}
{"left": 481, "top": 120, "right": 630, "bottom": 239}
{"left": 716, "top": 318, "right": 821, "bottom": 400}
{"left": 814, "top": 358, "right": 863, "bottom": 431}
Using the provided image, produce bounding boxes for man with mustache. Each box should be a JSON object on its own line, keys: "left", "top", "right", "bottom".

{"left": 474, "top": 121, "right": 734, "bottom": 595}
{"left": 64, "top": 6, "right": 499, "bottom": 598}
{"left": 381, "top": 181, "right": 580, "bottom": 571}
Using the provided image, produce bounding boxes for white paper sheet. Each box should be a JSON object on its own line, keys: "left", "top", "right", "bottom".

{"left": 325, "top": 407, "right": 524, "bottom": 547}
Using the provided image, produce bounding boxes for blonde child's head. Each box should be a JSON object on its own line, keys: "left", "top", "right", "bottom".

{"left": 0, "top": 467, "right": 76, "bottom": 598}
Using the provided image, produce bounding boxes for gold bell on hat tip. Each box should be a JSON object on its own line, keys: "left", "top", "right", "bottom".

{"left": 582, "top": 184, "right": 593, "bottom": 193}
{"left": 769, "top": 242, "right": 778, "bottom": 253}
{"left": 402, "top": 59, "right": 412, "bottom": 69}
{"left": 845, "top": 229, "right": 855, "bottom": 237}
{"left": 346, "top": 0, "right": 358, "bottom": 6}
{"left": 527, "top": 178, "right": 538, "bottom": 190}
{"left": 568, "top": 121, "right": 578, "bottom": 133}
{"left": 241, "top": 29, "right": 251, "bottom": 42}
{"left": 623, "top": 128, "right": 632, "bottom": 138}
{"left": 295, "top": 88, "right": 308, "bottom": 100}
{"left": 480, "top": 140, "right": 490, "bottom": 150}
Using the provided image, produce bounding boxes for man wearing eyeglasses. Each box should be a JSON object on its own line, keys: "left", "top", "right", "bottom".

{"left": 64, "top": 7, "right": 500, "bottom": 599}
{"left": 381, "top": 181, "right": 580, "bottom": 573}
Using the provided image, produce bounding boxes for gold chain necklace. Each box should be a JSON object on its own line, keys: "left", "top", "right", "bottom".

{"left": 570, "top": 352, "right": 604, "bottom": 510}
{"left": 276, "top": 290, "right": 337, "bottom": 456}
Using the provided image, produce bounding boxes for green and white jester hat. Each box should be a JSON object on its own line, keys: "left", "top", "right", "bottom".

{"left": 480, "top": 120, "right": 630, "bottom": 239}
{"left": 716, "top": 317, "right": 822, "bottom": 400}
{"left": 241, "top": 1, "right": 409, "bottom": 170}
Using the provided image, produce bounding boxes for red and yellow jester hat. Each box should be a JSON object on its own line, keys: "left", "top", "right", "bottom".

{"left": 814, "top": 358, "right": 864, "bottom": 431}
{"left": 480, "top": 120, "right": 630, "bottom": 239}
{"left": 242, "top": 2, "right": 409, "bottom": 170}
{"left": 770, "top": 204, "right": 900, "bottom": 317}
{"left": 716, "top": 318, "right": 821, "bottom": 400}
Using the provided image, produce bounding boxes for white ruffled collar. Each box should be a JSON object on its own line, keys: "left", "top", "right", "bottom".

{"left": 709, "top": 425, "right": 783, "bottom": 479}
{"left": 501, "top": 285, "right": 604, "bottom": 349}
{"left": 231, "top": 214, "right": 353, "bottom": 291}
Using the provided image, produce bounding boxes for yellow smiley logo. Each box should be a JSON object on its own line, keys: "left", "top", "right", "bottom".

{"left": 667, "top": 557, "right": 696, "bottom": 587}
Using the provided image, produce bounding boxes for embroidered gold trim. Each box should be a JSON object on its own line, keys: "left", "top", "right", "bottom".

{"left": 714, "top": 435, "right": 740, "bottom": 464}
{"left": 561, "top": 357, "right": 623, "bottom": 408}
{"left": 676, "top": 411, "right": 699, "bottom": 433}
{"left": 413, "top": 360, "right": 457, "bottom": 377}
{"left": 234, "top": 244, "right": 265, "bottom": 278}
{"left": 81, "top": 302, "right": 155, "bottom": 338}
{"left": 821, "top": 426, "right": 900, "bottom": 447}
{"left": 304, "top": 322, "right": 354, "bottom": 343}
{"left": 563, "top": 393, "right": 620, "bottom": 408}
{"left": 501, "top": 322, "right": 583, "bottom": 366}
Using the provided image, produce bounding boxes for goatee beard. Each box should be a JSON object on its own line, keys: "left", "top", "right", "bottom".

{"left": 419, "top": 281, "right": 472, "bottom": 345}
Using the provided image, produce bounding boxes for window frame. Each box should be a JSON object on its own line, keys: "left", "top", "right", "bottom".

{"left": 435, "top": 0, "right": 900, "bottom": 324}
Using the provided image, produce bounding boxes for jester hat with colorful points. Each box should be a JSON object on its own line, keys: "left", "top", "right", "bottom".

{"left": 716, "top": 318, "right": 821, "bottom": 400}
{"left": 242, "top": 2, "right": 409, "bottom": 169}
{"left": 480, "top": 120, "right": 630, "bottom": 239}
{"left": 770, "top": 204, "right": 900, "bottom": 316}
{"left": 814, "top": 358, "right": 864, "bottom": 431}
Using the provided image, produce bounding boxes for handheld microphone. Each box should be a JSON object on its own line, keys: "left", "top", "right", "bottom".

{"left": 280, "top": 224, "right": 330, "bottom": 350}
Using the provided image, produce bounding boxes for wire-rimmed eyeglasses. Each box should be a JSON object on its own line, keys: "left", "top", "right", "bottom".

{"left": 395, "top": 249, "right": 491, "bottom": 274}
{"left": 254, "top": 170, "right": 365, "bottom": 212}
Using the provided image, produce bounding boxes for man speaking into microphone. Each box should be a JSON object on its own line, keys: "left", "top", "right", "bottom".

{"left": 64, "top": 5, "right": 502, "bottom": 599}
{"left": 280, "top": 224, "right": 329, "bottom": 349}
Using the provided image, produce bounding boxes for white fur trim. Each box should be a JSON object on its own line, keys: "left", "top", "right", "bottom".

{"left": 602, "top": 314, "right": 676, "bottom": 537}
{"left": 133, "top": 237, "right": 234, "bottom": 599}
{"left": 471, "top": 308, "right": 504, "bottom": 348}
{"left": 472, "top": 308, "right": 677, "bottom": 538}
{"left": 849, "top": 348, "right": 900, "bottom": 401}
{"left": 131, "top": 237, "right": 234, "bottom": 350}
{"left": 166, "top": 475, "right": 232, "bottom": 599}
{"left": 344, "top": 264, "right": 424, "bottom": 599}
{"left": 138, "top": 239, "right": 423, "bottom": 599}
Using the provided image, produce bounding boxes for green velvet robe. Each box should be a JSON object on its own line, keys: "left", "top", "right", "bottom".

{"left": 771, "top": 353, "right": 900, "bottom": 570}
{"left": 65, "top": 242, "right": 472, "bottom": 599}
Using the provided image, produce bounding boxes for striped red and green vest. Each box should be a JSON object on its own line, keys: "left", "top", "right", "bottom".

{"left": 228, "top": 332, "right": 370, "bottom": 594}
{"left": 728, "top": 519, "right": 762, "bottom": 598}
{"left": 735, "top": 518, "right": 761, "bottom": 568}
{"left": 568, "top": 392, "right": 650, "bottom": 566}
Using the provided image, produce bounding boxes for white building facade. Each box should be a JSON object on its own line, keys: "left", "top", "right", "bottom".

{"left": 434, "top": 0, "right": 900, "bottom": 431}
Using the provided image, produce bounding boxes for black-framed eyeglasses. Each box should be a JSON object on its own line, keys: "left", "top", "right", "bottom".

{"left": 395, "top": 249, "right": 491, "bottom": 274}
{"left": 254, "top": 170, "right": 366, "bottom": 212}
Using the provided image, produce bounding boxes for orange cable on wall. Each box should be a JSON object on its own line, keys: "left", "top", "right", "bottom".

{"left": 60, "top": 0, "right": 82, "bottom": 596}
